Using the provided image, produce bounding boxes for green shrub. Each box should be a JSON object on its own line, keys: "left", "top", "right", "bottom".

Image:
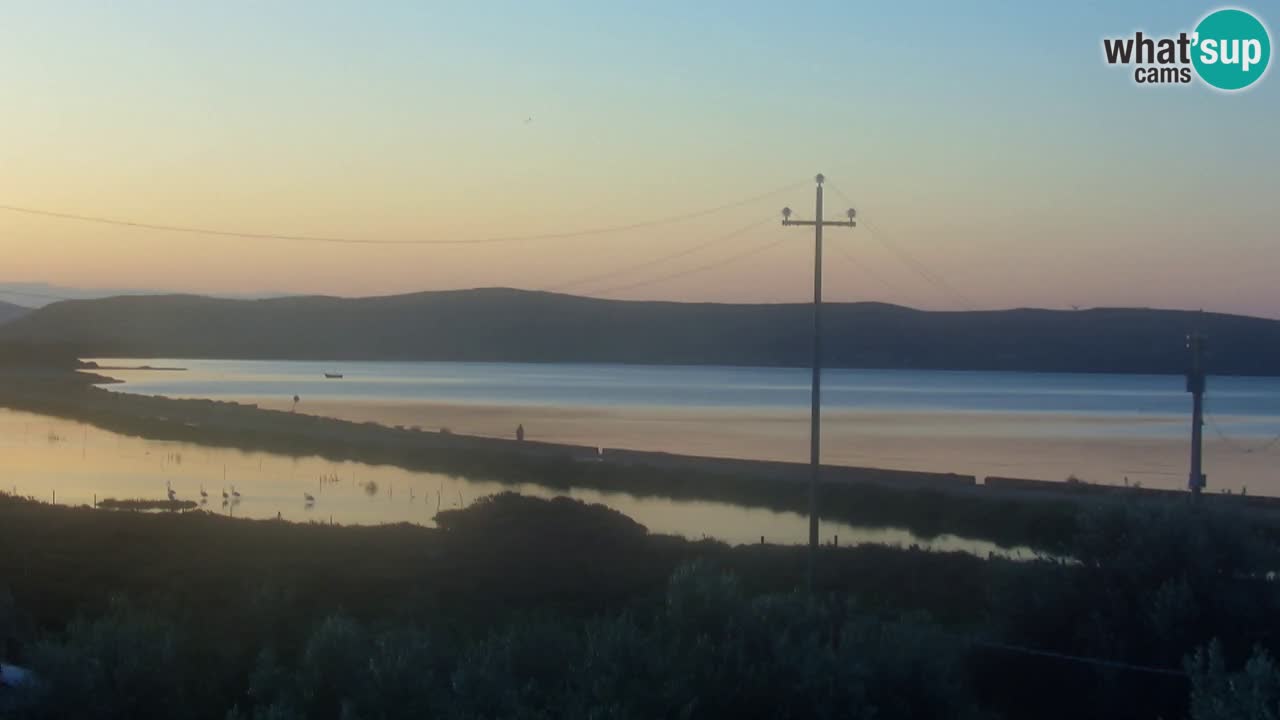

{"left": 1187, "top": 640, "right": 1280, "bottom": 720}
{"left": 15, "top": 597, "right": 185, "bottom": 720}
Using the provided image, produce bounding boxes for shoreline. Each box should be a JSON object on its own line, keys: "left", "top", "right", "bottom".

{"left": 84, "top": 358, "right": 1280, "bottom": 493}
{"left": 77, "top": 353, "right": 1280, "bottom": 379}
{"left": 90, "top": 365, "right": 187, "bottom": 372}
{"left": 95, "top": 388, "right": 1277, "bottom": 495}
{"left": 1, "top": 365, "right": 1277, "bottom": 551}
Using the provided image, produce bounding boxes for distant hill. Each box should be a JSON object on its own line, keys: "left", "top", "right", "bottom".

{"left": 0, "top": 288, "right": 1276, "bottom": 375}
{"left": 0, "top": 300, "right": 30, "bottom": 325}
{"left": 0, "top": 282, "right": 286, "bottom": 308}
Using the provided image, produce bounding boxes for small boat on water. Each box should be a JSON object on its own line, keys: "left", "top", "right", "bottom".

{"left": 324, "top": 373, "right": 344, "bottom": 379}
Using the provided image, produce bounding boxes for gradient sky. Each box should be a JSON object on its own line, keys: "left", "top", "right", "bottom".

{"left": 1, "top": 1, "right": 1277, "bottom": 315}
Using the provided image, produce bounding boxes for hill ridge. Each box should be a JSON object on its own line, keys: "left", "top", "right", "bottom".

{"left": 0, "top": 288, "right": 1274, "bottom": 375}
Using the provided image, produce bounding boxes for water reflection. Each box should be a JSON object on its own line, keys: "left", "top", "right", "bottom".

{"left": 0, "top": 408, "right": 1031, "bottom": 557}
{"left": 88, "top": 359, "right": 1280, "bottom": 493}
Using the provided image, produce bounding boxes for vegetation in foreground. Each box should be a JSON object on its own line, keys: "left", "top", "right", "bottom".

{"left": 3, "top": 491, "right": 1280, "bottom": 719}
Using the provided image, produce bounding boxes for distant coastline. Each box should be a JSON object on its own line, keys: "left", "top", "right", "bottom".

{"left": 2, "top": 288, "right": 1278, "bottom": 375}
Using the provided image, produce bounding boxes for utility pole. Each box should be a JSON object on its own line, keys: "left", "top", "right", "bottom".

{"left": 782, "top": 173, "right": 856, "bottom": 591}
{"left": 1186, "top": 332, "right": 1207, "bottom": 500}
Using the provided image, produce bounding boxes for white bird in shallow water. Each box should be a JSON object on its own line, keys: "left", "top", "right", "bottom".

{"left": 199, "top": 485, "right": 208, "bottom": 499}
{"left": 221, "top": 487, "right": 229, "bottom": 500}
{"left": 166, "top": 481, "right": 176, "bottom": 502}
{"left": 231, "top": 486, "right": 241, "bottom": 499}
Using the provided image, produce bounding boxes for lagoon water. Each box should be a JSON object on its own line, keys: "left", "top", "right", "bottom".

{"left": 0, "top": 408, "right": 1020, "bottom": 555}
{"left": 88, "top": 359, "right": 1280, "bottom": 495}
{"left": 86, "top": 359, "right": 1280, "bottom": 420}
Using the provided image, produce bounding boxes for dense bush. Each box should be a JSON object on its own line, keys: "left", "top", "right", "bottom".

{"left": 229, "top": 561, "right": 982, "bottom": 719}
{"left": 0, "top": 588, "right": 34, "bottom": 659}
{"left": 984, "top": 501, "right": 1280, "bottom": 719}
{"left": 4, "top": 563, "right": 985, "bottom": 720}
{"left": 5, "top": 495, "right": 1280, "bottom": 719}
{"left": 435, "top": 492, "right": 649, "bottom": 547}
{"left": 13, "top": 597, "right": 186, "bottom": 720}
{"left": 1186, "top": 641, "right": 1280, "bottom": 720}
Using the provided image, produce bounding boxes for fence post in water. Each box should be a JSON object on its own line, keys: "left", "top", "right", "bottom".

{"left": 834, "top": 534, "right": 838, "bottom": 547}
{"left": 52, "top": 490, "right": 55, "bottom": 505}
{"left": 761, "top": 535, "right": 765, "bottom": 545}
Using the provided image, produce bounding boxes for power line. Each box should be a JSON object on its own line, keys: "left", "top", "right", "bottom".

{"left": 1204, "top": 394, "right": 1280, "bottom": 455}
{"left": 0, "top": 219, "right": 771, "bottom": 305}
{"left": 951, "top": 634, "right": 1188, "bottom": 678}
{"left": 588, "top": 226, "right": 786, "bottom": 296}
{"left": 826, "top": 184, "right": 976, "bottom": 310}
{"left": 0, "top": 180, "right": 806, "bottom": 247}
{"left": 833, "top": 242, "right": 896, "bottom": 298}
{"left": 545, "top": 217, "right": 770, "bottom": 293}
{"left": 1207, "top": 416, "right": 1280, "bottom": 455}
{"left": 864, "top": 219, "right": 976, "bottom": 310}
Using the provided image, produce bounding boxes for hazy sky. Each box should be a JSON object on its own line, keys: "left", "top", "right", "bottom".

{"left": 1, "top": 1, "right": 1277, "bottom": 314}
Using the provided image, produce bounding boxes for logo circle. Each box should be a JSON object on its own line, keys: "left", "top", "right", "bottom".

{"left": 1192, "top": 8, "right": 1271, "bottom": 91}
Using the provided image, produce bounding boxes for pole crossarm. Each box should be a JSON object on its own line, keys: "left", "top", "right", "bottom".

{"left": 782, "top": 219, "right": 856, "bottom": 227}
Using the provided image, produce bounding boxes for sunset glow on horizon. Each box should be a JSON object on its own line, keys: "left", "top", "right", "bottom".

{"left": 1, "top": 1, "right": 1277, "bottom": 315}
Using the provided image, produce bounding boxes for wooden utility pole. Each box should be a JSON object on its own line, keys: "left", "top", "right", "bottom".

{"left": 1186, "top": 333, "right": 1207, "bottom": 499}
{"left": 782, "top": 173, "right": 856, "bottom": 591}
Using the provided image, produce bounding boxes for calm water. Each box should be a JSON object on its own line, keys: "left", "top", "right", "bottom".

{"left": 88, "top": 359, "right": 1280, "bottom": 492}
{"left": 0, "top": 408, "right": 1019, "bottom": 555}
{"left": 90, "top": 359, "right": 1280, "bottom": 425}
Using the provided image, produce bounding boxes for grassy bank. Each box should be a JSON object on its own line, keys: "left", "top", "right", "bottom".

{"left": 0, "top": 492, "right": 993, "bottom": 633}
